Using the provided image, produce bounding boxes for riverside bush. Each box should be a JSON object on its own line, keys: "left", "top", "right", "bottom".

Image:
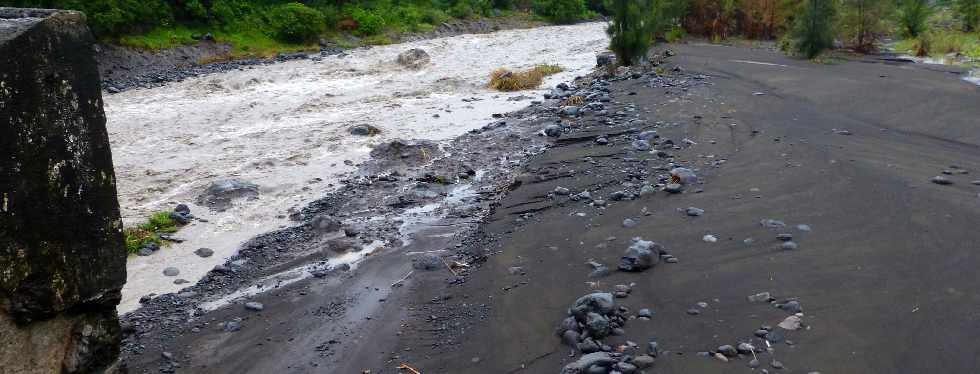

{"left": 268, "top": 2, "right": 325, "bottom": 43}
{"left": 533, "top": 0, "right": 587, "bottom": 24}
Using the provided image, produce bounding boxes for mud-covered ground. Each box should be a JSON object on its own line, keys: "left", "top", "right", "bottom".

{"left": 118, "top": 42, "right": 979, "bottom": 374}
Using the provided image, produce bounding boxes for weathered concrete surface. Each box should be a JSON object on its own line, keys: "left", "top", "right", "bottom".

{"left": 0, "top": 7, "right": 126, "bottom": 373}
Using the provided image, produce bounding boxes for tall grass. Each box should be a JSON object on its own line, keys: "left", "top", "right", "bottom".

{"left": 488, "top": 64, "right": 564, "bottom": 91}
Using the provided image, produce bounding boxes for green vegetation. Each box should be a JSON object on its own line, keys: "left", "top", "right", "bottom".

{"left": 788, "top": 0, "right": 838, "bottom": 58}
{"left": 268, "top": 2, "right": 325, "bottom": 43}
{"left": 955, "top": 0, "right": 980, "bottom": 31}
{"left": 122, "top": 211, "right": 179, "bottom": 255}
{"left": 896, "top": 0, "right": 934, "bottom": 37}
{"left": 532, "top": 0, "right": 589, "bottom": 24}
{"left": 838, "top": 0, "right": 890, "bottom": 52}
{"left": 487, "top": 64, "right": 563, "bottom": 91}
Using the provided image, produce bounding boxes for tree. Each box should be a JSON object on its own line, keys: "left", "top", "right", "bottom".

{"left": 954, "top": 0, "right": 980, "bottom": 31}
{"left": 894, "top": 0, "right": 933, "bottom": 37}
{"left": 532, "top": 0, "right": 587, "bottom": 24}
{"left": 607, "top": 0, "right": 655, "bottom": 66}
{"left": 789, "top": 0, "right": 837, "bottom": 58}
{"left": 839, "top": 0, "right": 889, "bottom": 52}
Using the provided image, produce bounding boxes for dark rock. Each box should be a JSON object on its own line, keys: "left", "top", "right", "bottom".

{"left": 596, "top": 52, "right": 617, "bottom": 67}
{"left": 717, "top": 344, "right": 737, "bottom": 357}
{"left": 1, "top": 9, "right": 125, "bottom": 372}
{"left": 633, "top": 355, "right": 655, "bottom": 368}
{"left": 777, "top": 300, "right": 803, "bottom": 314}
{"left": 560, "top": 352, "right": 617, "bottom": 374}
{"left": 194, "top": 247, "right": 215, "bottom": 258}
{"left": 637, "top": 308, "right": 652, "bottom": 318}
{"left": 349, "top": 124, "right": 381, "bottom": 136}
{"left": 174, "top": 204, "right": 191, "bottom": 215}
{"left": 931, "top": 175, "right": 953, "bottom": 185}
{"left": 571, "top": 293, "right": 616, "bottom": 316}
{"left": 137, "top": 247, "right": 154, "bottom": 256}
{"left": 197, "top": 178, "right": 260, "bottom": 211}
{"left": 776, "top": 233, "right": 794, "bottom": 241}
{"left": 396, "top": 48, "right": 430, "bottom": 69}
{"left": 619, "top": 238, "right": 661, "bottom": 272}
{"left": 544, "top": 124, "right": 562, "bottom": 137}
{"left": 163, "top": 267, "right": 180, "bottom": 277}
{"left": 781, "top": 241, "right": 799, "bottom": 250}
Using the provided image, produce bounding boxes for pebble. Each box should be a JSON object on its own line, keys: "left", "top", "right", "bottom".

{"left": 664, "top": 183, "right": 683, "bottom": 193}
{"left": 702, "top": 234, "right": 717, "bottom": 243}
{"left": 637, "top": 308, "right": 652, "bottom": 318}
{"left": 781, "top": 241, "right": 799, "bottom": 250}
{"left": 595, "top": 137, "right": 609, "bottom": 145}
{"left": 771, "top": 360, "right": 784, "bottom": 369}
{"left": 748, "top": 292, "right": 772, "bottom": 303}
{"left": 622, "top": 218, "right": 637, "bottom": 228}
{"left": 717, "top": 344, "right": 737, "bottom": 357}
{"left": 162, "top": 267, "right": 180, "bottom": 277}
{"left": 173, "top": 278, "right": 189, "bottom": 285}
{"left": 714, "top": 352, "right": 729, "bottom": 362}
{"left": 776, "top": 233, "right": 793, "bottom": 241}
{"left": 796, "top": 224, "right": 812, "bottom": 232}
{"left": 686, "top": 308, "right": 701, "bottom": 315}
{"left": 685, "top": 207, "right": 705, "bottom": 216}
{"left": 748, "top": 358, "right": 760, "bottom": 368}
{"left": 554, "top": 186, "right": 571, "bottom": 195}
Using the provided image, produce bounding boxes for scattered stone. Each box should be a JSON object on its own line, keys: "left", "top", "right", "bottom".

{"left": 194, "top": 247, "right": 214, "bottom": 258}
{"left": 781, "top": 241, "right": 798, "bottom": 250}
{"left": 796, "top": 224, "right": 812, "bottom": 232}
{"left": 244, "top": 301, "right": 264, "bottom": 311}
{"left": 686, "top": 308, "right": 701, "bottom": 315}
{"left": 748, "top": 292, "right": 773, "bottom": 303}
{"left": 173, "top": 278, "right": 189, "bottom": 285}
{"left": 776, "top": 233, "right": 793, "bottom": 241}
{"left": 162, "top": 267, "right": 180, "bottom": 277}
{"left": 508, "top": 266, "right": 525, "bottom": 275}
{"left": 619, "top": 238, "right": 662, "bottom": 272}
{"left": 632, "top": 355, "right": 655, "bottom": 368}
{"left": 686, "top": 207, "right": 704, "bottom": 216}
{"left": 544, "top": 124, "right": 562, "bottom": 137}
{"left": 595, "top": 137, "right": 609, "bottom": 145}
{"left": 669, "top": 167, "right": 697, "bottom": 185}
{"left": 632, "top": 139, "right": 652, "bottom": 151}
{"left": 637, "top": 308, "right": 652, "bottom": 318}
{"left": 137, "top": 247, "right": 153, "bottom": 256}
{"left": 554, "top": 186, "right": 571, "bottom": 195}
{"left": 664, "top": 183, "right": 683, "bottom": 193}
{"left": 609, "top": 191, "right": 628, "bottom": 201}
{"left": 931, "top": 176, "right": 953, "bottom": 185}
{"left": 749, "top": 359, "right": 761, "bottom": 368}
{"left": 778, "top": 315, "right": 803, "bottom": 330}
{"left": 560, "top": 352, "right": 617, "bottom": 374}
{"left": 622, "top": 218, "right": 637, "bottom": 228}
{"left": 777, "top": 300, "right": 803, "bottom": 314}
{"left": 760, "top": 219, "right": 786, "bottom": 229}
{"left": 223, "top": 320, "right": 241, "bottom": 332}
{"left": 737, "top": 342, "right": 756, "bottom": 354}
{"left": 702, "top": 234, "right": 717, "bottom": 243}
{"left": 771, "top": 360, "right": 785, "bottom": 369}
{"left": 714, "top": 352, "right": 729, "bottom": 362}
{"left": 717, "top": 345, "right": 737, "bottom": 357}
{"left": 349, "top": 124, "right": 381, "bottom": 136}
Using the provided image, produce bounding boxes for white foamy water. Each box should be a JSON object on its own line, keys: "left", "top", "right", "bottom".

{"left": 105, "top": 22, "right": 609, "bottom": 313}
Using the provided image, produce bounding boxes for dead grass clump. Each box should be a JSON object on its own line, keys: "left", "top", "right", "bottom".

{"left": 487, "top": 64, "right": 563, "bottom": 91}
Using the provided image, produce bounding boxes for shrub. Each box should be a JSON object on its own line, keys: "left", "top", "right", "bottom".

{"left": 895, "top": 0, "right": 933, "bottom": 37}
{"left": 838, "top": 0, "right": 890, "bottom": 52}
{"left": 533, "top": 0, "right": 587, "bottom": 24}
{"left": 448, "top": 0, "right": 492, "bottom": 19}
{"left": 488, "top": 64, "right": 564, "bottom": 91}
{"left": 267, "top": 2, "right": 326, "bottom": 43}
{"left": 607, "top": 0, "right": 657, "bottom": 66}
{"left": 954, "top": 0, "right": 980, "bottom": 31}
{"left": 350, "top": 7, "right": 386, "bottom": 36}
{"left": 789, "top": 0, "right": 837, "bottom": 58}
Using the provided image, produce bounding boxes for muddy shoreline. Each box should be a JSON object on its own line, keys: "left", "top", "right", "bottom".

{"left": 97, "top": 15, "right": 553, "bottom": 93}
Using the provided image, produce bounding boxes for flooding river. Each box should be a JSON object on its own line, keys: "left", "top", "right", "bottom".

{"left": 105, "top": 22, "right": 609, "bottom": 313}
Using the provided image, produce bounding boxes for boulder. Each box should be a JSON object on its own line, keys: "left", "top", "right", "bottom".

{"left": 0, "top": 8, "right": 126, "bottom": 373}
{"left": 619, "top": 238, "right": 662, "bottom": 272}
{"left": 196, "top": 178, "right": 260, "bottom": 211}
{"left": 396, "top": 48, "right": 430, "bottom": 69}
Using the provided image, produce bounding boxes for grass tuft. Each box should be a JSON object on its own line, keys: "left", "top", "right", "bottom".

{"left": 487, "top": 64, "right": 564, "bottom": 91}
{"left": 123, "top": 210, "right": 180, "bottom": 255}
